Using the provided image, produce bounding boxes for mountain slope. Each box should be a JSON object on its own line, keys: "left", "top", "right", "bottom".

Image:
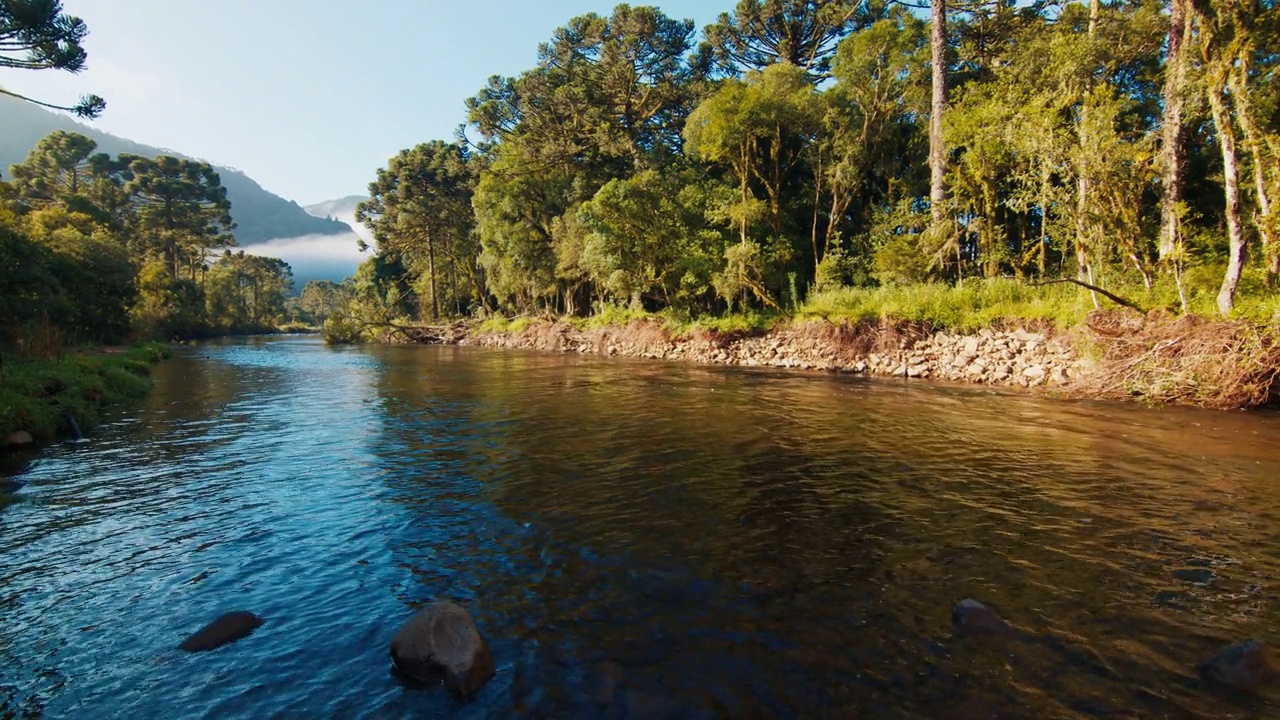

{"left": 0, "top": 95, "right": 353, "bottom": 244}
{"left": 304, "top": 195, "right": 366, "bottom": 222}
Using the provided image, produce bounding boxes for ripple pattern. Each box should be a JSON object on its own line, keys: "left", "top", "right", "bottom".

{"left": 3, "top": 337, "right": 1280, "bottom": 718}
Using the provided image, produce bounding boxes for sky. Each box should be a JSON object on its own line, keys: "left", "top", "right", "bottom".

{"left": 0, "top": 0, "right": 729, "bottom": 206}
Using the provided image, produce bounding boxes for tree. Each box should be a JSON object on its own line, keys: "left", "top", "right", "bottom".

{"left": 6, "top": 130, "right": 102, "bottom": 212}
{"left": 703, "top": 0, "right": 871, "bottom": 78}
{"left": 822, "top": 13, "right": 928, "bottom": 270}
{"left": 685, "top": 62, "right": 820, "bottom": 304}
{"left": 293, "top": 280, "right": 352, "bottom": 326}
{"left": 578, "top": 169, "right": 730, "bottom": 311}
{"left": 357, "top": 141, "right": 477, "bottom": 319}
{"left": 203, "top": 251, "right": 293, "bottom": 330}
{"left": 467, "top": 5, "right": 704, "bottom": 173}
{"left": 1194, "top": 0, "right": 1250, "bottom": 315}
{"left": 928, "top": 0, "right": 948, "bottom": 233}
{"left": 117, "top": 155, "right": 235, "bottom": 281}
{"left": 466, "top": 5, "right": 708, "bottom": 313}
{"left": 0, "top": 0, "right": 105, "bottom": 117}
{"left": 1158, "top": 0, "right": 1192, "bottom": 265}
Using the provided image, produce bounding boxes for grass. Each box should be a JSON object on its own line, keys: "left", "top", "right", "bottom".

{"left": 798, "top": 271, "right": 1280, "bottom": 333}
{"left": 477, "top": 314, "right": 534, "bottom": 334}
{"left": 798, "top": 279, "right": 1095, "bottom": 332}
{"left": 0, "top": 342, "right": 171, "bottom": 445}
{"left": 472, "top": 270, "right": 1280, "bottom": 344}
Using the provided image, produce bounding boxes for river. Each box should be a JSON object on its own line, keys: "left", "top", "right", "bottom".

{"left": 2, "top": 336, "right": 1279, "bottom": 718}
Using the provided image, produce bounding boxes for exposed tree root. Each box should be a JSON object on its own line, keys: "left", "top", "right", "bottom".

{"left": 1072, "top": 310, "right": 1280, "bottom": 408}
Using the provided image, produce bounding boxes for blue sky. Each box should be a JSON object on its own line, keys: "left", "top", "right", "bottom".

{"left": 0, "top": 0, "right": 729, "bottom": 205}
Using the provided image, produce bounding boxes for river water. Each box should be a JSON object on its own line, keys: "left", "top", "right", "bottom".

{"left": 3, "top": 336, "right": 1280, "bottom": 718}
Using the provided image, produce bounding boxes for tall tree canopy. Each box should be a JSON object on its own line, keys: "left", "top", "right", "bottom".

{"left": 0, "top": 0, "right": 104, "bottom": 117}
{"left": 702, "top": 0, "right": 872, "bottom": 78}
{"left": 357, "top": 141, "right": 480, "bottom": 319}
{"left": 332, "top": 0, "right": 1280, "bottom": 328}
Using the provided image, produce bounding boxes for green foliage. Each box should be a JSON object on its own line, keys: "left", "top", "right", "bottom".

{"left": 0, "top": 129, "right": 301, "bottom": 346}
{"left": 702, "top": 0, "right": 874, "bottom": 78}
{"left": 129, "top": 259, "right": 204, "bottom": 340}
{"left": 290, "top": 280, "right": 352, "bottom": 327}
{"left": 290, "top": 0, "right": 1280, "bottom": 335}
{"left": 202, "top": 251, "right": 294, "bottom": 333}
{"left": 357, "top": 141, "right": 479, "bottom": 319}
{"left": 0, "top": 341, "right": 169, "bottom": 443}
{"left": 578, "top": 169, "right": 730, "bottom": 313}
{"left": 0, "top": 0, "right": 104, "bottom": 117}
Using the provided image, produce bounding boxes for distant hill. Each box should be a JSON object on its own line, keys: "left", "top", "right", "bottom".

{"left": 304, "top": 195, "right": 373, "bottom": 245}
{"left": 305, "top": 195, "right": 367, "bottom": 224}
{"left": 0, "top": 95, "right": 354, "bottom": 244}
{"left": 235, "top": 195, "right": 374, "bottom": 290}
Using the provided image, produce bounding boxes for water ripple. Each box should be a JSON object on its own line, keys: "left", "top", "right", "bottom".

{"left": 2, "top": 338, "right": 1279, "bottom": 717}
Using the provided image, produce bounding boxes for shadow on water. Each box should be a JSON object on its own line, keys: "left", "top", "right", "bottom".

{"left": 3, "top": 337, "right": 1280, "bottom": 717}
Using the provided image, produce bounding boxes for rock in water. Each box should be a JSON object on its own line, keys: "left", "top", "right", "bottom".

{"left": 952, "top": 598, "right": 1016, "bottom": 638}
{"left": 3, "top": 431, "right": 34, "bottom": 449}
{"left": 1198, "top": 639, "right": 1280, "bottom": 691}
{"left": 178, "top": 611, "right": 265, "bottom": 652}
{"left": 390, "top": 601, "right": 495, "bottom": 697}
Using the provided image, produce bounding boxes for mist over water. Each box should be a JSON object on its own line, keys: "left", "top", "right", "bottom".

{"left": 239, "top": 231, "right": 366, "bottom": 287}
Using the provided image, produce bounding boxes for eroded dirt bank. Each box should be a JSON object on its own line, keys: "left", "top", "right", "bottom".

{"left": 395, "top": 311, "right": 1277, "bottom": 408}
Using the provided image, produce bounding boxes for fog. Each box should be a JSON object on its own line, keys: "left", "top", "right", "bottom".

{"left": 239, "top": 231, "right": 368, "bottom": 290}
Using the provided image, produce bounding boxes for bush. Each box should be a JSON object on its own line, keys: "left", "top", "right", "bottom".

{"left": 0, "top": 342, "right": 170, "bottom": 443}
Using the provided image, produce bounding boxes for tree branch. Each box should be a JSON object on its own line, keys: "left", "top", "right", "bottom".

{"left": 0, "top": 87, "right": 104, "bottom": 118}
{"left": 1029, "top": 277, "right": 1145, "bottom": 312}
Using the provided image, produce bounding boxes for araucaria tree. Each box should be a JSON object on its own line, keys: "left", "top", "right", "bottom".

{"left": 2, "top": 129, "right": 295, "bottom": 346}
{"left": 334, "top": 0, "right": 1280, "bottom": 331}
{"left": 0, "top": 0, "right": 105, "bottom": 116}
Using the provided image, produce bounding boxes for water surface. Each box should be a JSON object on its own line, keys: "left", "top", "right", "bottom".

{"left": 3, "top": 336, "right": 1280, "bottom": 718}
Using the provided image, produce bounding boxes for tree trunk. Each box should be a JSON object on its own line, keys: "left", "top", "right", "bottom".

{"left": 1227, "top": 50, "right": 1278, "bottom": 286}
{"left": 1158, "top": 0, "right": 1190, "bottom": 262}
{"left": 1075, "top": 0, "right": 1101, "bottom": 286}
{"left": 811, "top": 149, "right": 822, "bottom": 280}
{"left": 427, "top": 239, "right": 439, "bottom": 320}
{"left": 929, "top": 0, "right": 947, "bottom": 228}
{"left": 1205, "top": 75, "right": 1246, "bottom": 316}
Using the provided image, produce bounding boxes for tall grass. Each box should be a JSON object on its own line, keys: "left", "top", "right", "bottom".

{"left": 0, "top": 342, "right": 170, "bottom": 444}
{"left": 799, "top": 279, "right": 1091, "bottom": 332}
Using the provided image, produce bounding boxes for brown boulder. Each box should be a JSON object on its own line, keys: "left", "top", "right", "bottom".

{"left": 178, "top": 611, "right": 264, "bottom": 652}
{"left": 391, "top": 601, "right": 495, "bottom": 697}
{"left": 4, "top": 431, "right": 34, "bottom": 449}
{"left": 952, "top": 598, "right": 1016, "bottom": 638}
{"left": 1198, "top": 639, "right": 1280, "bottom": 691}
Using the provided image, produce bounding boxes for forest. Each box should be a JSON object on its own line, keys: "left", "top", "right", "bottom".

{"left": 0, "top": 129, "right": 300, "bottom": 351}
{"left": 331, "top": 0, "right": 1280, "bottom": 341}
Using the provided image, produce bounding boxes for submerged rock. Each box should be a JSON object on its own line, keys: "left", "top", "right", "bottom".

{"left": 1198, "top": 639, "right": 1280, "bottom": 691}
{"left": 178, "top": 611, "right": 264, "bottom": 652}
{"left": 952, "top": 598, "right": 1016, "bottom": 638}
{"left": 391, "top": 601, "right": 495, "bottom": 697}
{"left": 4, "top": 431, "right": 34, "bottom": 449}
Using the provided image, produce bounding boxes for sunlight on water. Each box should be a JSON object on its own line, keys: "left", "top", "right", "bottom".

{"left": 3, "top": 336, "right": 1280, "bottom": 718}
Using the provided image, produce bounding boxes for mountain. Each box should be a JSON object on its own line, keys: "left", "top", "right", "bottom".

{"left": 0, "top": 95, "right": 353, "bottom": 244}
{"left": 305, "top": 195, "right": 367, "bottom": 225}
{"left": 231, "top": 195, "right": 374, "bottom": 290}
{"left": 304, "top": 195, "right": 372, "bottom": 246}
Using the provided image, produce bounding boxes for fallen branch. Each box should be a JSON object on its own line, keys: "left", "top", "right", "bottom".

{"left": 1029, "top": 278, "right": 1145, "bottom": 313}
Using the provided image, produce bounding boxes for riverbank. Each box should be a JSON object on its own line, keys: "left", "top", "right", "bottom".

{"left": 0, "top": 342, "right": 171, "bottom": 455}
{"left": 398, "top": 309, "right": 1278, "bottom": 410}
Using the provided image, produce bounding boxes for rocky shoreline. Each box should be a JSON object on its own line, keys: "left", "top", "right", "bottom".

{"left": 446, "top": 318, "right": 1089, "bottom": 391}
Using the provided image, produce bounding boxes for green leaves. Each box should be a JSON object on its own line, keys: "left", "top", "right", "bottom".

{"left": 702, "top": 0, "right": 872, "bottom": 78}
{"left": 0, "top": 0, "right": 104, "bottom": 117}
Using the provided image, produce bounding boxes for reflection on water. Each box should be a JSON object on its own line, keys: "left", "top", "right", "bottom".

{"left": 3, "top": 336, "right": 1280, "bottom": 717}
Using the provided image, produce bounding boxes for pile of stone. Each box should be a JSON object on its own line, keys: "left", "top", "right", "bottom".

{"left": 462, "top": 319, "right": 1087, "bottom": 391}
